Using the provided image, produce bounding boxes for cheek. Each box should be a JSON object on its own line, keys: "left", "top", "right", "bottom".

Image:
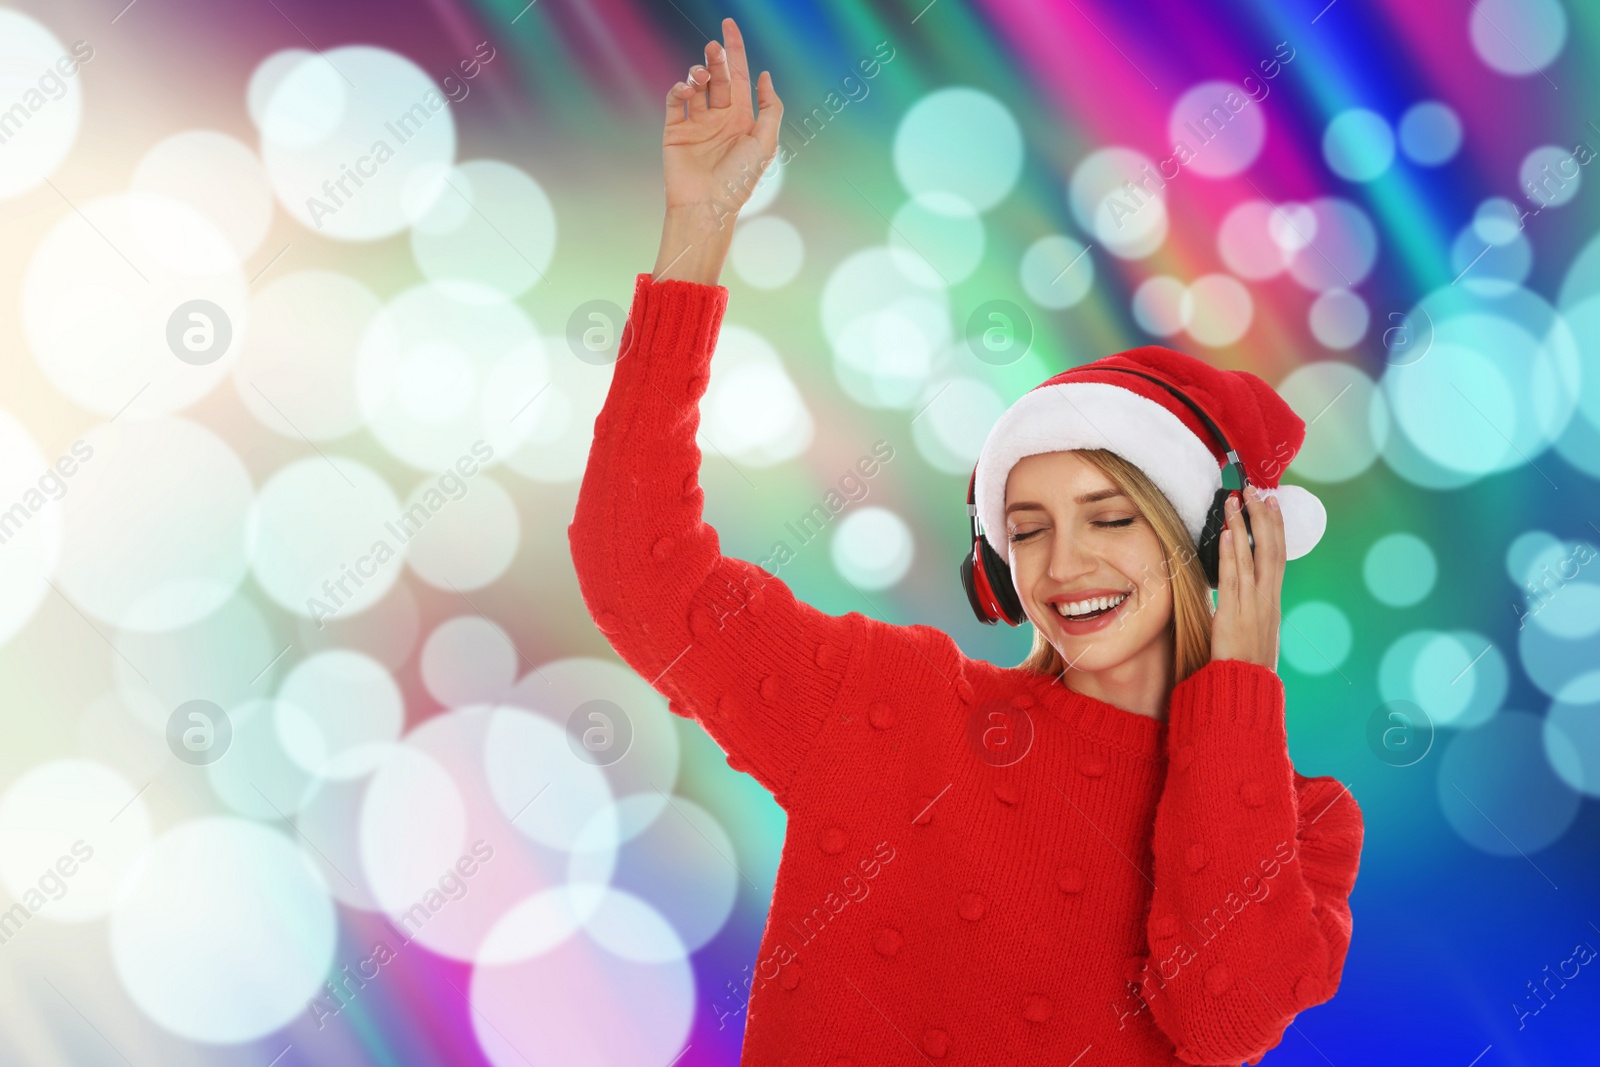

{"left": 1118, "top": 542, "right": 1175, "bottom": 620}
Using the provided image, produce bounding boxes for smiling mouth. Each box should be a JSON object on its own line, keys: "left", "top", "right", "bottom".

{"left": 1051, "top": 592, "right": 1130, "bottom": 620}
{"left": 1045, "top": 590, "right": 1134, "bottom": 633}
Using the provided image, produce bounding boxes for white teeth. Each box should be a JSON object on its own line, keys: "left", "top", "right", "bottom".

{"left": 1054, "top": 592, "right": 1129, "bottom": 618}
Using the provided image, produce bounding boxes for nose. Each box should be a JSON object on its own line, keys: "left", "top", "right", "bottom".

{"left": 1046, "top": 526, "right": 1097, "bottom": 584}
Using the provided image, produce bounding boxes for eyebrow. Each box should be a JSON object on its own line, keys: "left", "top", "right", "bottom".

{"left": 1005, "top": 489, "right": 1126, "bottom": 515}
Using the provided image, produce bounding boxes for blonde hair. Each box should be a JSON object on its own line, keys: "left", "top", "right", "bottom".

{"left": 1014, "top": 448, "right": 1214, "bottom": 687}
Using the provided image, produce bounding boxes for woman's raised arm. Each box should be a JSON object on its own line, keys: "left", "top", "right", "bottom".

{"left": 569, "top": 20, "right": 869, "bottom": 807}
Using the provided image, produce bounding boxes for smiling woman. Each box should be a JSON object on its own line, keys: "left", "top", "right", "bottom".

{"left": 569, "top": 15, "right": 1362, "bottom": 1065}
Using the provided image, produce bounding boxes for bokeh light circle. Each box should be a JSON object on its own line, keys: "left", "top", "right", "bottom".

{"left": 911, "top": 376, "right": 1005, "bottom": 476}
{"left": 421, "top": 616, "right": 519, "bottom": 708}
{"left": 22, "top": 192, "right": 248, "bottom": 418}
{"left": 1322, "top": 108, "right": 1395, "bottom": 182}
{"left": 888, "top": 191, "right": 985, "bottom": 287}
{"left": 1274, "top": 360, "right": 1388, "bottom": 483}
{"left": 502, "top": 657, "right": 684, "bottom": 848}
{"left": 1469, "top": 0, "right": 1566, "bottom": 77}
{"left": 1020, "top": 235, "right": 1094, "bottom": 309}
{"left": 0, "top": 759, "right": 151, "bottom": 922}
{"left": 1544, "top": 695, "right": 1600, "bottom": 797}
{"left": 1131, "top": 275, "right": 1191, "bottom": 337}
{"left": 356, "top": 282, "right": 545, "bottom": 470}
{"left": 1218, "top": 200, "right": 1291, "bottom": 280}
{"left": 1520, "top": 144, "right": 1581, "bottom": 208}
{"left": 0, "top": 407, "right": 60, "bottom": 645}
{"left": 1285, "top": 198, "right": 1379, "bottom": 292}
{"left": 470, "top": 912, "right": 693, "bottom": 1067}
{"left": 131, "top": 130, "right": 274, "bottom": 260}
{"left": 1309, "top": 288, "right": 1370, "bottom": 349}
{"left": 830, "top": 507, "right": 913, "bottom": 590}
{"left": 111, "top": 591, "right": 281, "bottom": 734}
{"left": 1379, "top": 629, "right": 1507, "bottom": 730}
{"left": 729, "top": 215, "right": 804, "bottom": 289}
{"left": 255, "top": 46, "right": 455, "bottom": 240}
{"left": 1436, "top": 710, "right": 1579, "bottom": 857}
{"left": 109, "top": 817, "right": 337, "bottom": 1043}
{"left": 703, "top": 323, "right": 814, "bottom": 462}
{"left": 1363, "top": 532, "right": 1438, "bottom": 607}
{"left": 893, "top": 87, "right": 1023, "bottom": 213}
{"left": 1184, "top": 273, "right": 1253, "bottom": 347}
{"left": 411, "top": 159, "right": 556, "bottom": 300}
{"left": 0, "top": 13, "right": 84, "bottom": 199}
{"left": 277, "top": 649, "right": 404, "bottom": 780}
{"left": 401, "top": 471, "right": 521, "bottom": 591}
{"left": 1167, "top": 81, "right": 1266, "bottom": 178}
{"left": 1069, "top": 147, "right": 1167, "bottom": 259}
{"left": 1280, "top": 601, "right": 1352, "bottom": 676}
{"left": 235, "top": 270, "right": 382, "bottom": 441}
{"left": 57, "top": 419, "right": 252, "bottom": 632}
{"left": 248, "top": 455, "right": 404, "bottom": 620}
{"left": 1397, "top": 101, "right": 1463, "bottom": 165}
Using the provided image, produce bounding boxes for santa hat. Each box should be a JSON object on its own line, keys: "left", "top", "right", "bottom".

{"left": 972, "top": 344, "right": 1326, "bottom": 564}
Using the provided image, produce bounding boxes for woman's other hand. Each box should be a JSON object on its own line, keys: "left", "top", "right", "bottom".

{"left": 1210, "top": 484, "right": 1286, "bottom": 669}
{"left": 663, "top": 18, "right": 782, "bottom": 217}
{"left": 653, "top": 18, "right": 781, "bottom": 284}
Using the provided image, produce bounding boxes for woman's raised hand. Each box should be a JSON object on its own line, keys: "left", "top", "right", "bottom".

{"left": 1209, "top": 485, "right": 1286, "bottom": 670}
{"left": 662, "top": 17, "right": 783, "bottom": 224}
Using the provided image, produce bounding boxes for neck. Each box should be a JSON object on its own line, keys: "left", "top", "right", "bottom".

{"left": 1061, "top": 637, "right": 1175, "bottom": 722}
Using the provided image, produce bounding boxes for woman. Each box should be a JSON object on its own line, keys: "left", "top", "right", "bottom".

{"left": 570, "top": 18, "right": 1363, "bottom": 1065}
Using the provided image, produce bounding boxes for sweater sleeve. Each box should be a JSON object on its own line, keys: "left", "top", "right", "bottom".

{"left": 568, "top": 272, "right": 864, "bottom": 808}
{"left": 1139, "top": 658, "right": 1364, "bottom": 1066}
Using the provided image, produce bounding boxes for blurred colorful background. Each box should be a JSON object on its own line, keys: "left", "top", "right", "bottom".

{"left": 1, "top": 0, "right": 1597, "bottom": 1063}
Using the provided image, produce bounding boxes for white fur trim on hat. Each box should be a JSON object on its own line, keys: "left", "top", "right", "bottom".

{"left": 1256, "top": 484, "right": 1325, "bottom": 561}
{"left": 974, "top": 382, "right": 1221, "bottom": 561}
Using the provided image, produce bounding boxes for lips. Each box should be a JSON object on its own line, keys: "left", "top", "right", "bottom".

{"left": 1048, "top": 591, "right": 1133, "bottom": 635}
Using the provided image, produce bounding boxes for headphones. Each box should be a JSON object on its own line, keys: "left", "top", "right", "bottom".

{"left": 960, "top": 366, "right": 1255, "bottom": 626}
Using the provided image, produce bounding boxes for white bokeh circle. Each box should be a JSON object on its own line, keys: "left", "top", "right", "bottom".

{"left": 276, "top": 649, "right": 404, "bottom": 780}
{"left": 248, "top": 455, "right": 404, "bottom": 620}
{"left": 22, "top": 192, "right": 248, "bottom": 418}
{"left": 410, "top": 159, "right": 556, "bottom": 301}
{"left": 132, "top": 130, "right": 274, "bottom": 260}
{"left": 235, "top": 270, "right": 382, "bottom": 441}
{"left": 0, "top": 407, "right": 61, "bottom": 645}
{"left": 0, "top": 13, "right": 85, "bottom": 199}
{"left": 56, "top": 419, "right": 252, "bottom": 632}
{"left": 255, "top": 46, "right": 455, "bottom": 240}
{"left": 401, "top": 471, "right": 520, "bottom": 591}
{"left": 0, "top": 759, "right": 150, "bottom": 923}
{"left": 356, "top": 282, "right": 545, "bottom": 471}
{"left": 109, "top": 817, "right": 337, "bottom": 1044}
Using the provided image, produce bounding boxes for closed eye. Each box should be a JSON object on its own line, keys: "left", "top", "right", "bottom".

{"left": 1008, "top": 517, "right": 1134, "bottom": 543}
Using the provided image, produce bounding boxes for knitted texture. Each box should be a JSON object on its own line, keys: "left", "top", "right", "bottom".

{"left": 569, "top": 272, "right": 1365, "bottom": 1066}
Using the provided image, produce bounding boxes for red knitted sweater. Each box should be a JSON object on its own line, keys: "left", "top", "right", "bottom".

{"left": 569, "top": 272, "right": 1364, "bottom": 1066}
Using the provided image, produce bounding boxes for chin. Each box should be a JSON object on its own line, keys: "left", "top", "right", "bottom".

{"left": 1049, "top": 640, "right": 1140, "bottom": 674}
{"left": 1032, "top": 603, "right": 1161, "bottom": 675}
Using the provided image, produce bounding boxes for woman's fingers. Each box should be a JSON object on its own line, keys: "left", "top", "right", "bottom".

{"left": 752, "top": 69, "right": 783, "bottom": 157}
{"left": 722, "top": 17, "right": 753, "bottom": 109}
{"left": 1218, "top": 495, "right": 1240, "bottom": 607}
{"left": 1251, "top": 488, "right": 1286, "bottom": 609}
{"left": 664, "top": 79, "right": 692, "bottom": 128}
{"left": 1230, "top": 493, "right": 1256, "bottom": 616}
{"left": 684, "top": 65, "right": 709, "bottom": 110}
{"left": 705, "top": 38, "right": 731, "bottom": 109}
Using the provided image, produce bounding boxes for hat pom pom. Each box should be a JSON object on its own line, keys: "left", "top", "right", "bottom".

{"left": 1259, "top": 484, "right": 1326, "bottom": 560}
